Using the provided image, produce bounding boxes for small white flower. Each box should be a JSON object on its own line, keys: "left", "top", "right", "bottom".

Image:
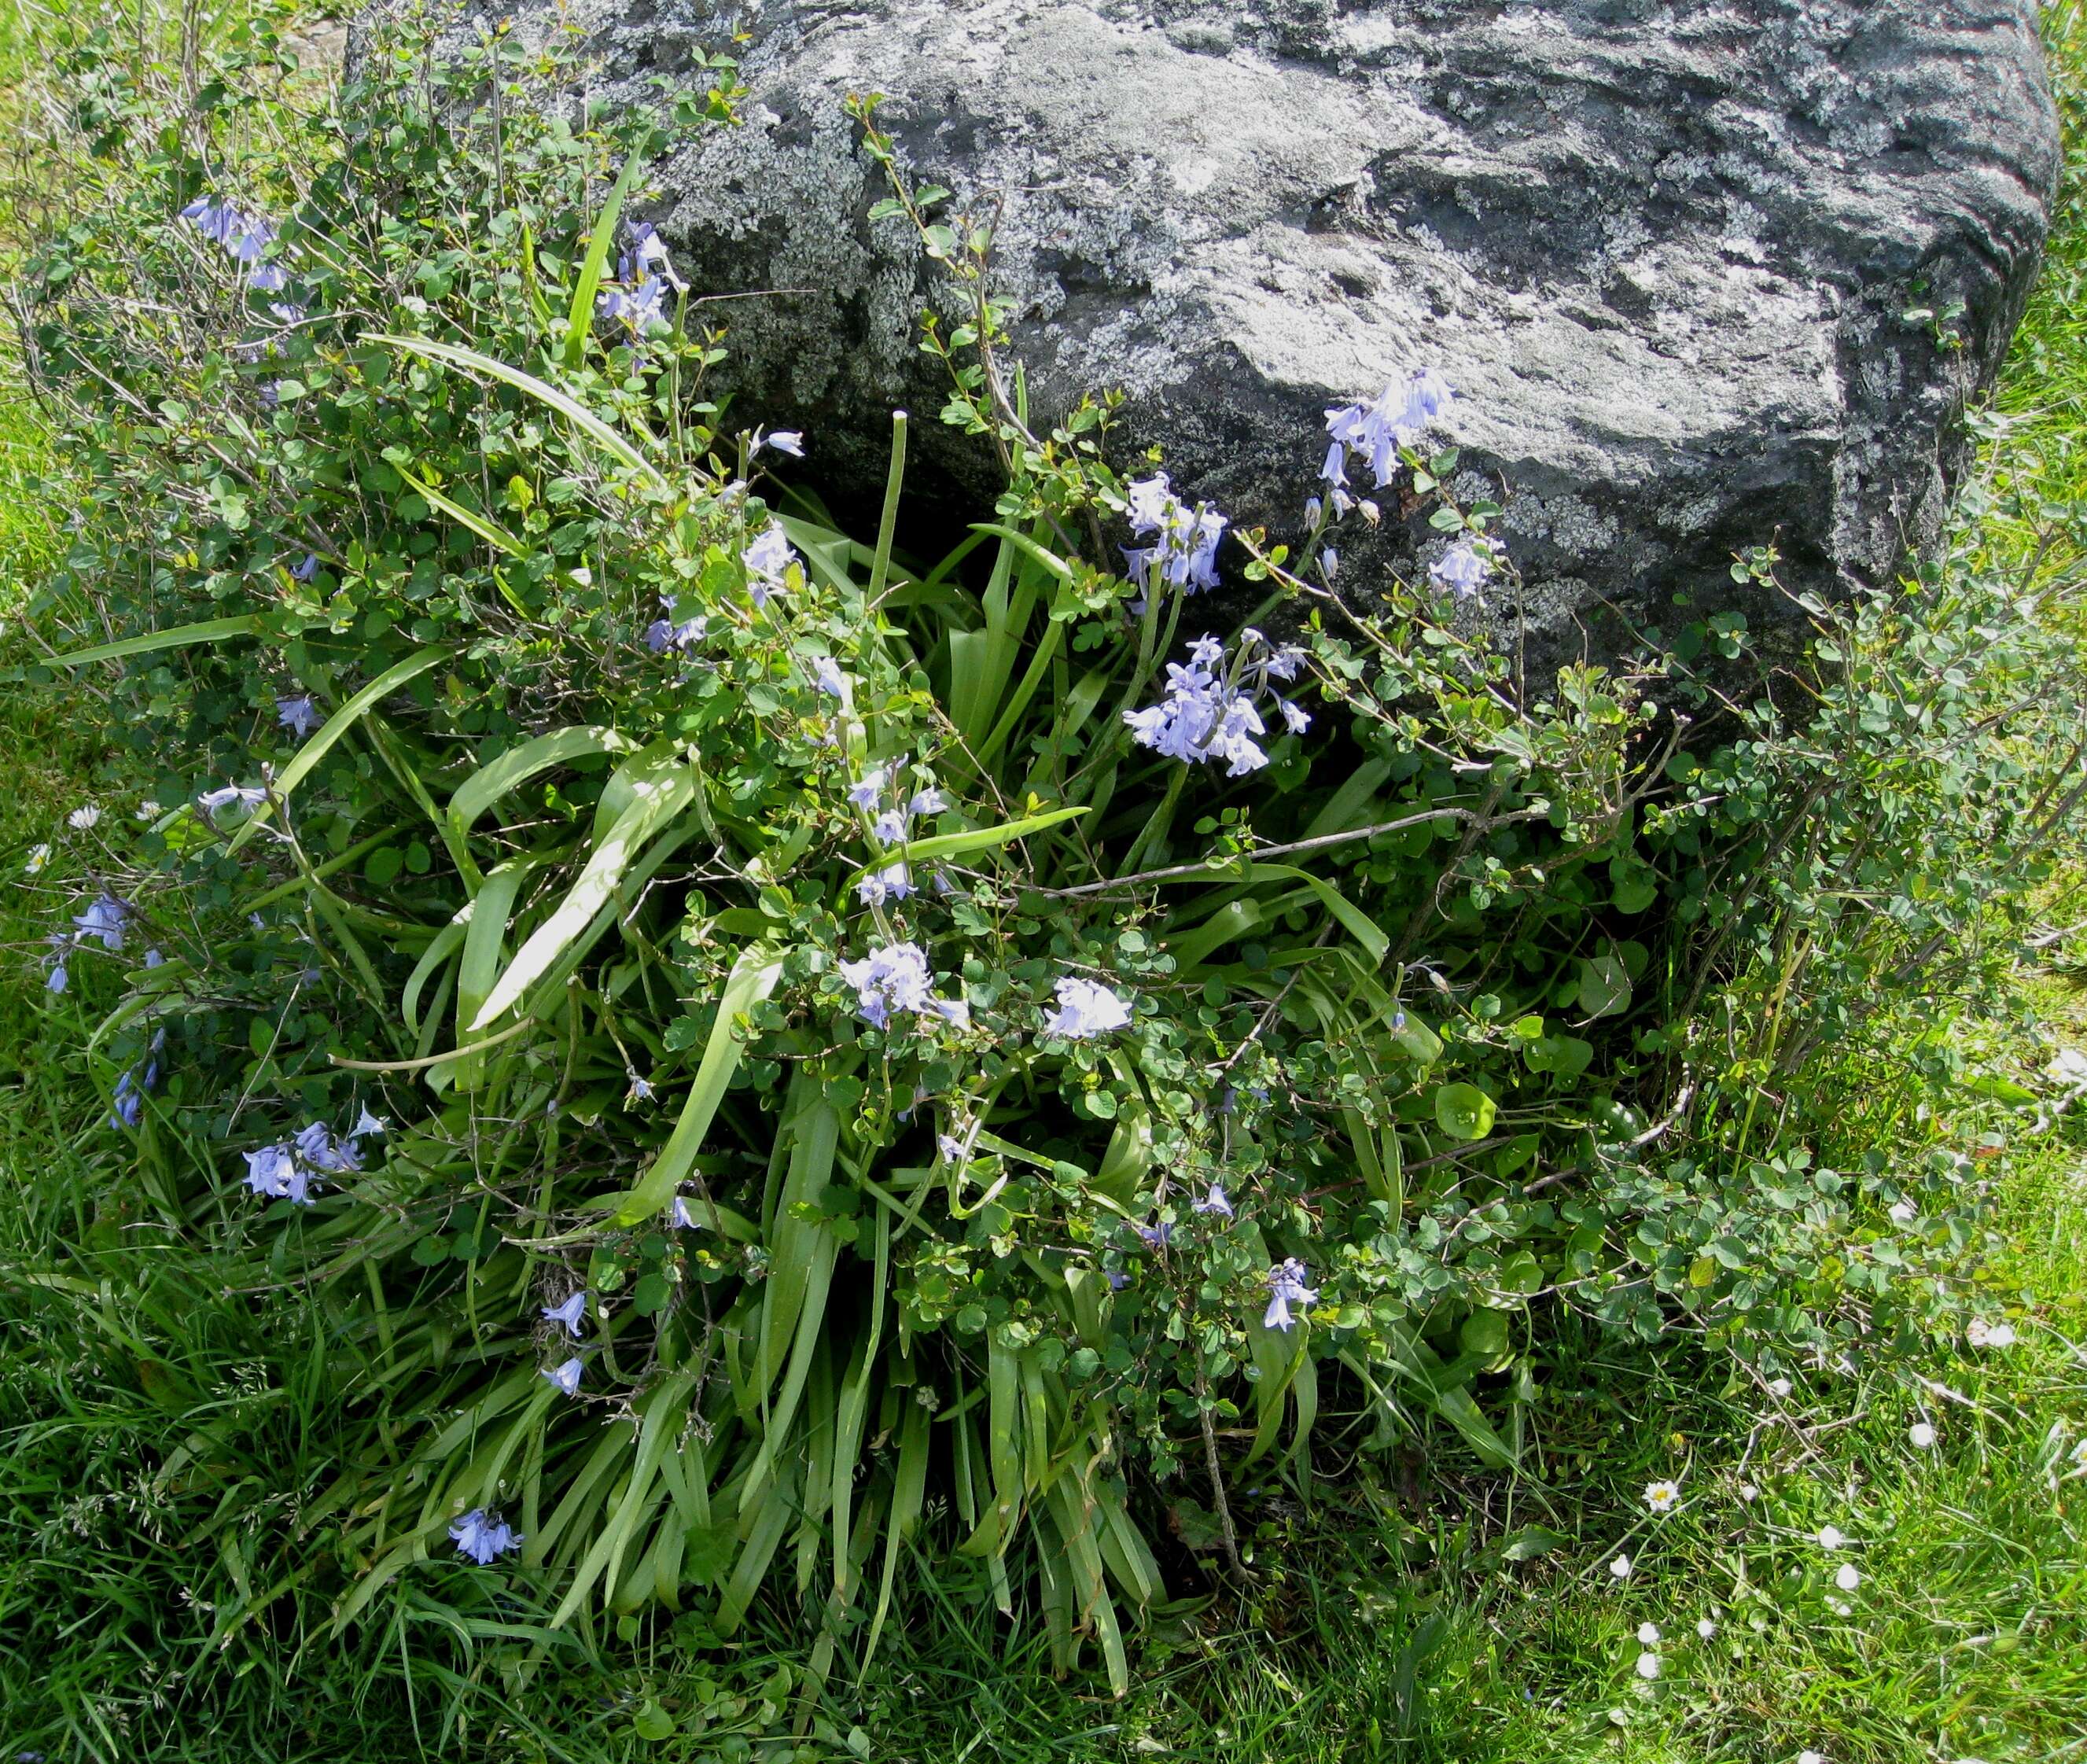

{"left": 1827, "top": 1596, "right": 1852, "bottom": 1616}
{"left": 1888, "top": 1199, "right": 1916, "bottom": 1224}
{"left": 1633, "top": 1652, "right": 1660, "bottom": 1681}
{"left": 1738, "top": 1482, "right": 1760, "bottom": 1501}
{"left": 1798, "top": 1751, "right": 1826, "bottom": 1764}
{"left": 24, "top": 842, "right": 50, "bottom": 874}
{"left": 1816, "top": 1525, "right": 1846, "bottom": 1550}
{"left": 1636, "top": 1621, "right": 1662, "bottom": 1644}
{"left": 67, "top": 805, "right": 101, "bottom": 830}
{"left": 1834, "top": 1563, "right": 1861, "bottom": 1592}
{"left": 1695, "top": 1617, "right": 1717, "bottom": 1640}
{"left": 1908, "top": 1420, "right": 1938, "bottom": 1449}
{"left": 1644, "top": 1479, "right": 1680, "bottom": 1514}
{"left": 2070, "top": 1437, "right": 2087, "bottom": 1470}
{"left": 1967, "top": 1317, "right": 2018, "bottom": 1348}
{"left": 1768, "top": 1377, "right": 1794, "bottom": 1398}
{"left": 1609, "top": 1552, "right": 1632, "bottom": 1579}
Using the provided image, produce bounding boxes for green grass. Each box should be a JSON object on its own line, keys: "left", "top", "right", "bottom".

{"left": 2, "top": 3, "right": 2087, "bottom": 1762}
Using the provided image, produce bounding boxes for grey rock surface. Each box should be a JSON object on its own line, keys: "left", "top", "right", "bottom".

{"left": 426, "top": 0, "right": 2060, "bottom": 662}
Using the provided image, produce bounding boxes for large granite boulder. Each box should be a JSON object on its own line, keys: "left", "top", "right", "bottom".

{"left": 430, "top": 0, "right": 2060, "bottom": 659}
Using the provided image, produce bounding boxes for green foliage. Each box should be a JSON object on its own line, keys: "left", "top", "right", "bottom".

{"left": 5, "top": 0, "right": 2085, "bottom": 1746}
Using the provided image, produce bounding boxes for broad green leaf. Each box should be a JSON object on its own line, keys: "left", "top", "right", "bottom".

{"left": 1577, "top": 953, "right": 1632, "bottom": 1018}
{"left": 50, "top": 613, "right": 260, "bottom": 667}
{"left": 1433, "top": 1081, "right": 1496, "bottom": 1140}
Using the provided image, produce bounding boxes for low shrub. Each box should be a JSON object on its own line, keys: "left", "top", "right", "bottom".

{"left": 6, "top": 0, "right": 2081, "bottom": 1729}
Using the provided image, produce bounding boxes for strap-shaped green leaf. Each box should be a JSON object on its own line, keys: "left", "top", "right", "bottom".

{"left": 50, "top": 614, "right": 258, "bottom": 666}
{"left": 562, "top": 139, "right": 650, "bottom": 371}
{"left": 841, "top": 805, "right": 1088, "bottom": 893}
{"left": 612, "top": 943, "right": 786, "bottom": 1224}
{"left": 469, "top": 757, "right": 697, "bottom": 1027}
{"left": 363, "top": 332, "right": 664, "bottom": 488}
{"left": 226, "top": 645, "right": 448, "bottom": 853}
{"left": 448, "top": 726, "right": 639, "bottom": 834}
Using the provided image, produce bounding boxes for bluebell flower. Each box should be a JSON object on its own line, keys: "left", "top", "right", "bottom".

{"left": 111, "top": 1070, "right": 142, "bottom": 1130}
{"left": 743, "top": 527, "right": 799, "bottom": 608}
{"left": 1044, "top": 976, "right": 1132, "bottom": 1039}
{"left": 848, "top": 767, "right": 889, "bottom": 809}
{"left": 198, "top": 783, "right": 267, "bottom": 816}
{"left": 813, "top": 657, "right": 846, "bottom": 698}
{"left": 1430, "top": 540, "right": 1496, "bottom": 601}
{"left": 296, "top": 1120, "right": 361, "bottom": 1173}
{"left": 277, "top": 694, "right": 322, "bottom": 738}
{"left": 289, "top": 552, "right": 322, "bottom": 583}
{"left": 644, "top": 609, "right": 708, "bottom": 653}
{"left": 1193, "top": 1183, "right": 1234, "bottom": 1218}
{"left": 1324, "top": 368, "right": 1453, "bottom": 488}
{"left": 448, "top": 1508, "right": 522, "bottom": 1565}
{"left": 670, "top": 1195, "right": 698, "bottom": 1229}
{"left": 626, "top": 220, "right": 688, "bottom": 293}
{"left": 243, "top": 1142, "right": 314, "bottom": 1205}
{"left": 144, "top": 948, "right": 165, "bottom": 969}
{"left": 541, "top": 1291, "right": 588, "bottom": 1338}
{"left": 1320, "top": 440, "right": 1348, "bottom": 488}
{"left": 348, "top": 1107, "right": 386, "bottom": 1140}
{"left": 838, "top": 941, "right": 942, "bottom": 1028}
{"left": 1323, "top": 547, "right": 1338, "bottom": 579}
{"left": 1105, "top": 1269, "right": 1130, "bottom": 1291}
{"left": 1263, "top": 1258, "right": 1320, "bottom": 1331}
{"left": 630, "top": 1075, "right": 654, "bottom": 1102}
{"left": 856, "top": 862, "right": 915, "bottom": 905}
{"left": 871, "top": 810, "right": 908, "bottom": 846}
{"left": 1279, "top": 699, "right": 1312, "bottom": 735}
{"left": 543, "top": 1357, "right": 584, "bottom": 1397}
{"left": 72, "top": 894, "right": 128, "bottom": 952}
{"left": 1124, "top": 473, "right": 1227, "bottom": 593}
{"left": 753, "top": 427, "right": 805, "bottom": 458}
{"left": 1136, "top": 1220, "right": 1172, "bottom": 1249}
{"left": 597, "top": 273, "right": 669, "bottom": 330}
{"left": 908, "top": 787, "right": 948, "bottom": 818}
{"left": 44, "top": 962, "right": 66, "bottom": 994}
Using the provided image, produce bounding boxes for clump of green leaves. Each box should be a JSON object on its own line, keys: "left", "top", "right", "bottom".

{"left": 8, "top": 0, "right": 2079, "bottom": 1729}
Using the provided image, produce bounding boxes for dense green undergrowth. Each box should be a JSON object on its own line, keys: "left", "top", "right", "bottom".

{"left": 1, "top": 2, "right": 2085, "bottom": 1761}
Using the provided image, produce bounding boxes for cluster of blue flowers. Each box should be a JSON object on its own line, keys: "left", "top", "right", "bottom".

{"left": 110, "top": 1028, "right": 167, "bottom": 1129}
{"left": 1321, "top": 368, "right": 1452, "bottom": 494}
{"left": 595, "top": 220, "right": 689, "bottom": 331}
{"left": 849, "top": 760, "right": 950, "bottom": 904}
{"left": 1121, "top": 472, "right": 1228, "bottom": 595}
{"left": 181, "top": 195, "right": 303, "bottom": 324}
{"left": 837, "top": 941, "right": 970, "bottom": 1029}
{"left": 45, "top": 892, "right": 136, "bottom": 994}
{"left": 241, "top": 1107, "right": 385, "bottom": 1206}
{"left": 1121, "top": 630, "right": 1309, "bottom": 777}
{"left": 449, "top": 1508, "right": 522, "bottom": 1566}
